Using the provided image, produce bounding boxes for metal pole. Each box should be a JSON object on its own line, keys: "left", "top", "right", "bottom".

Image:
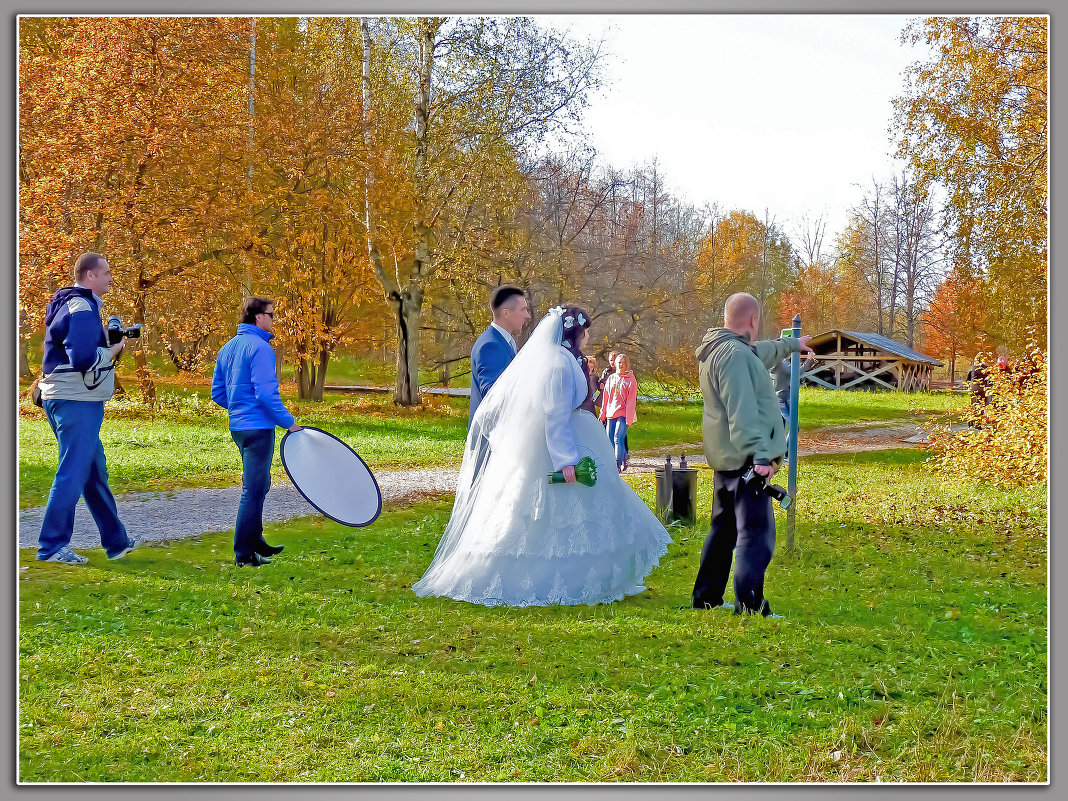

{"left": 786, "top": 313, "right": 801, "bottom": 549}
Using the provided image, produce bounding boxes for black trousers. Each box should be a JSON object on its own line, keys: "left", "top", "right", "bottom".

{"left": 691, "top": 468, "right": 777, "bottom": 614}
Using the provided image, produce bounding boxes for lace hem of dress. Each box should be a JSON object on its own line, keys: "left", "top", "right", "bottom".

{"left": 412, "top": 535, "right": 670, "bottom": 607}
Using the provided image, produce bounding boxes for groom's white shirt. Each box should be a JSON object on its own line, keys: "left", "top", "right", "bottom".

{"left": 490, "top": 321, "right": 517, "bottom": 354}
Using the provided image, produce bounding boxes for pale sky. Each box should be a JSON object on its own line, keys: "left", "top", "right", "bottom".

{"left": 539, "top": 14, "right": 930, "bottom": 248}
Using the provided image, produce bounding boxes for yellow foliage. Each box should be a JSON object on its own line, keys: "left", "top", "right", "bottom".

{"left": 893, "top": 17, "right": 1047, "bottom": 351}
{"left": 647, "top": 345, "right": 702, "bottom": 399}
{"left": 926, "top": 348, "right": 1047, "bottom": 487}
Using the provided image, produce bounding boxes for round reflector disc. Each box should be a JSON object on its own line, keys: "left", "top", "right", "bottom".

{"left": 280, "top": 426, "right": 382, "bottom": 527}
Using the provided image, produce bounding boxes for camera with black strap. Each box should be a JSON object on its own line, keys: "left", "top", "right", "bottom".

{"left": 740, "top": 458, "right": 792, "bottom": 509}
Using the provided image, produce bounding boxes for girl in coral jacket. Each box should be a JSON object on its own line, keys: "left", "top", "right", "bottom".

{"left": 599, "top": 352, "right": 638, "bottom": 472}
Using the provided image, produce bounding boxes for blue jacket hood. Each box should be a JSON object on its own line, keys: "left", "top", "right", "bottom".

{"left": 236, "top": 322, "right": 274, "bottom": 342}
{"left": 45, "top": 286, "right": 96, "bottom": 325}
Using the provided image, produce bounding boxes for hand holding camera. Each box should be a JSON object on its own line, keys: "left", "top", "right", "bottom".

{"left": 107, "top": 315, "right": 142, "bottom": 360}
{"left": 752, "top": 463, "right": 776, "bottom": 479}
{"left": 742, "top": 464, "right": 792, "bottom": 509}
{"left": 107, "top": 315, "right": 142, "bottom": 346}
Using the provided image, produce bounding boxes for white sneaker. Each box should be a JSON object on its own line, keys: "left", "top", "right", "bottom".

{"left": 39, "top": 546, "right": 89, "bottom": 565}
{"left": 108, "top": 534, "right": 141, "bottom": 560}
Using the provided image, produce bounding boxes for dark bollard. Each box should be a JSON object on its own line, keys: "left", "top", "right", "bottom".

{"left": 655, "top": 456, "right": 674, "bottom": 521}
{"left": 656, "top": 454, "right": 699, "bottom": 524}
{"left": 671, "top": 465, "right": 699, "bottom": 524}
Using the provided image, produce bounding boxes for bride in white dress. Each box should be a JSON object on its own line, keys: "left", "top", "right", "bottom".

{"left": 412, "top": 304, "right": 672, "bottom": 607}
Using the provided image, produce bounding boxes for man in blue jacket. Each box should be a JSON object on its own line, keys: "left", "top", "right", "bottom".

{"left": 36, "top": 252, "right": 140, "bottom": 565}
{"left": 212, "top": 297, "right": 302, "bottom": 567}
{"left": 468, "top": 285, "right": 530, "bottom": 426}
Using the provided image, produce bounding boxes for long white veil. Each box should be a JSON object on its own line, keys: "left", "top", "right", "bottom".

{"left": 420, "top": 306, "right": 573, "bottom": 571}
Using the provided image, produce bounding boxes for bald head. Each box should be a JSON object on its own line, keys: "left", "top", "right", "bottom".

{"left": 724, "top": 292, "right": 760, "bottom": 335}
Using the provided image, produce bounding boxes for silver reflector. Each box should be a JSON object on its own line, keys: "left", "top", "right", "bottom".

{"left": 280, "top": 427, "right": 382, "bottom": 527}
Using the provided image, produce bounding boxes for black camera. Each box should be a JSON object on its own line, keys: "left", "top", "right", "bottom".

{"left": 741, "top": 465, "right": 793, "bottom": 509}
{"left": 107, "top": 315, "right": 143, "bottom": 346}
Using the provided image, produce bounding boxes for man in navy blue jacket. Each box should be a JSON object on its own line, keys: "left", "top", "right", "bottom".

{"left": 468, "top": 285, "right": 530, "bottom": 426}
{"left": 212, "top": 297, "right": 302, "bottom": 567}
{"left": 36, "top": 252, "right": 139, "bottom": 565}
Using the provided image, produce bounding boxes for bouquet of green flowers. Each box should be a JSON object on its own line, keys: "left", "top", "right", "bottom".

{"left": 547, "top": 456, "right": 597, "bottom": 487}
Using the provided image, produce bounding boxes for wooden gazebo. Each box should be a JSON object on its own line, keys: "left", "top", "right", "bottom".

{"left": 798, "top": 330, "right": 943, "bottom": 392}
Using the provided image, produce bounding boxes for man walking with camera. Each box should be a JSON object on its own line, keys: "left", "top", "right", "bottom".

{"left": 212, "top": 297, "right": 302, "bottom": 567}
{"left": 36, "top": 252, "right": 139, "bottom": 564}
{"left": 691, "top": 293, "right": 813, "bottom": 616}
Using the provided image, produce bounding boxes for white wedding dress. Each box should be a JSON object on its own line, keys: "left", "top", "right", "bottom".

{"left": 412, "top": 308, "right": 672, "bottom": 607}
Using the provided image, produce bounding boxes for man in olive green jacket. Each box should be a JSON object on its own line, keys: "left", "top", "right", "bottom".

{"left": 691, "top": 292, "right": 813, "bottom": 616}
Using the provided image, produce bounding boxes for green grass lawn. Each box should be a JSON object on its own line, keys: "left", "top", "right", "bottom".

{"left": 16, "top": 393, "right": 473, "bottom": 509}
{"left": 320, "top": 352, "right": 472, "bottom": 389}
{"left": 17, "top": 387, "right": 966, "bottom": 509}
{"left": 18, "top": 447, "right": 1045, "bottom": 782}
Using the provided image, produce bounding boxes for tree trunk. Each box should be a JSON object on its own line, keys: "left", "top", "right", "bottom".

{"left": 390, "top": 286, "right": 423, "bottom": 406}
{"left": 757, "top": 209, "right": 770, "bottom": 339}
{"left": 363, "top": 17, "right": 417, "bottom": 407}
{"left": 132, "top": 348, "right": 155, "bottom": 405}
{"left": 313, "top": 347, "right": 329, "bottom": 401}
{"left": 18, "top": 307, "right": 33, "bottom": 378}
{"left": 132, "top": 292, "right": 155, "bottom": 404}
{"left": 296, "top": 344, "right": 312, "bottom": 400}
{"left": 296, "top": 345, "right": 329, "bottom": 402}
{"left": 296, "top": 361, "right": 307, "bottom": 399}
{"left": 19, "top": 337, "right": 31, "bottom": 378}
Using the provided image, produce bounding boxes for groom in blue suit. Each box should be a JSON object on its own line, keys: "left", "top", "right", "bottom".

{"left": 469, "top": 285, "right": 530, "bottom": 426}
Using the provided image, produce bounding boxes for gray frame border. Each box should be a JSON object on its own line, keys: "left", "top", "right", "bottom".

{"left": 4, "top": 1, "right": 1060, "bottom": 799}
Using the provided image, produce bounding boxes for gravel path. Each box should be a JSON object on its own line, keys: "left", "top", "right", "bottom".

{"left": 17, "top": 467, "right": 459, "bottom": 550}
{"left": 18, "top": 421, "right": 965, "bottom": 550}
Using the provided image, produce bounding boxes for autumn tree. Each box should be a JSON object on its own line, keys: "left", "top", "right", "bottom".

{"left": 244, "top": 18, "right": 379, "bottom": 400}
{"left": 927, "top": 345, "right": 1046, "bottom": 486}
{"left": 19, "top": 16, "right": 253, "bottom": 399}
{"left": 361, "top": 16, "right": 602, "bottom": 405}
{"left": 780, "top": 212, "right": 869, "bottom": 335}
{"left": 777, "top": 259, "right": 867, "bottom": 336}
{"left": 414, "top": 151, "right": 709, "bottom": 384}
{"left": 886, "top": 171, "right": 945, "bottom": 347}
{"left": 836, "top": 172, "right": 944, "bottom": 344}
{"left": 838, "top": 180, "right": 893, "bottom": 336}
{"left": 693, "top": 210, "right": 762, "bottom": 314}
{"left": 754, "top": 211, "right": 795, "bottom": 338}
{"left": 921, "top": 265, "right": 990, "bottom": 380}
{"left": 892, "top": 16, "right": 1047, "bottom": 350}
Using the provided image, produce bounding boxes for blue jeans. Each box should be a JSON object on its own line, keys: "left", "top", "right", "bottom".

{"left": 38, "top": 399, "right": 130, "bottom": 559}
{"left": 607, "top": 417, "right": 630, "bottom": 469}
{"left": 779, "top": 399, "right": 794, "bottom": 454}
{"left": 231, "top": 428, "right": 275, "bottom": 562}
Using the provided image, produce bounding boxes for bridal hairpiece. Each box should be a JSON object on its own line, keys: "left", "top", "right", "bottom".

{"left": 577, "top": 313, "right": 586, "bottom": 326}
{"left": 563, "top": 340, "right": 572, "bottom": 348}
{"left": 549, "top": 305, "right": 565, "bottom": 317}
{"left": 563, "top": 315, "right": 575, "bottom": 329}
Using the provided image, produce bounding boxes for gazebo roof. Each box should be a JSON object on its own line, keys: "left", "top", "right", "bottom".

{"left": 810, "top": 330, "right": 944, "bottom": 367}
